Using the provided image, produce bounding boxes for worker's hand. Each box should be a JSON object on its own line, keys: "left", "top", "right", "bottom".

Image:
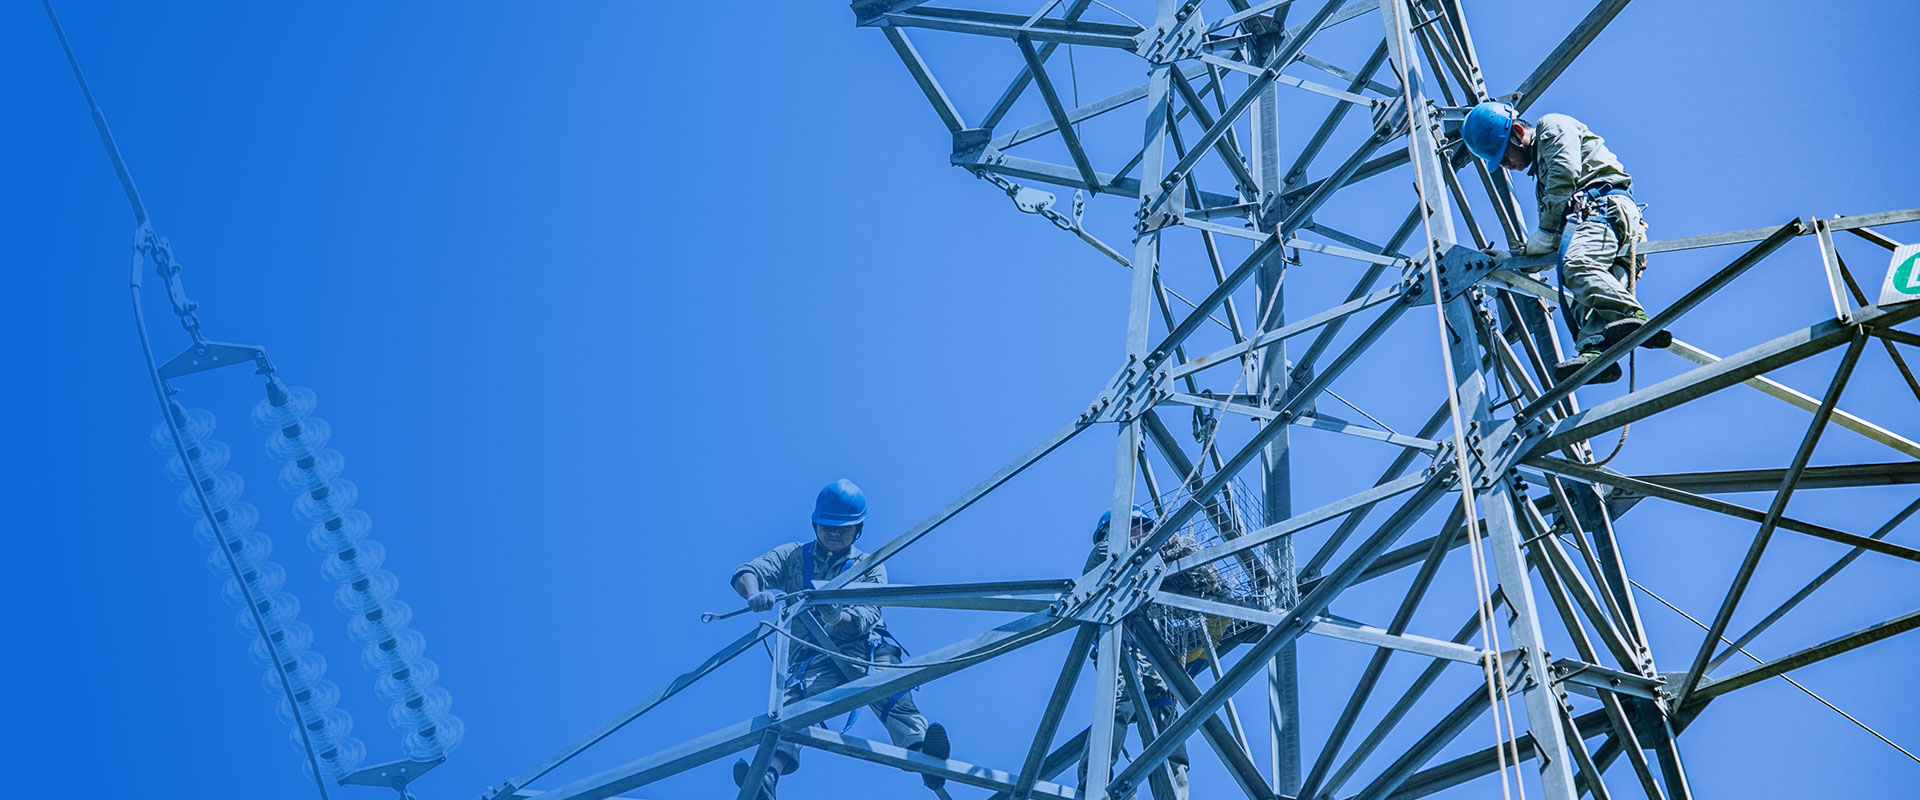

{"left": 1481, "top": 246, "right": 1511, "bottom": 260}
{"left": 835, "top": 610, "right": 862, "bottom": 634}
{"left": 747, "top": 590, "right": 779, "bottom": 612}
{"left": 1522, "top": 229, "right": 1560, "bottom": 256}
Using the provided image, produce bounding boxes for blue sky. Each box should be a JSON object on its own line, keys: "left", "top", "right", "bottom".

{"left": 4, "top": 1, "right": 1918, "bottom": 798}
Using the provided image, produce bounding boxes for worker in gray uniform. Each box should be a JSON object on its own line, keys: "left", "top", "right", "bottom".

{"left": 729, "top": 479, "right": 950, "bottom": 799}
{"left": 1462, "top": 101, "right": 1671, "bottom": 384}
{"left": 1078, "top": 504, "right": 1215, "bottom": 800}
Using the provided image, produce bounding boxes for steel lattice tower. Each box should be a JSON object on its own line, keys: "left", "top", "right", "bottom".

{"left": 59, "top": 1, "right": 1918, "bottom": 799}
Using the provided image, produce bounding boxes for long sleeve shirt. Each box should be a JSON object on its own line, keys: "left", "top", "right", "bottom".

{"left": 1529, "top": 113, "right": 1633, "bottom": 235}
{"left": 734, "top": 541, "right": 887, "bottom": 644}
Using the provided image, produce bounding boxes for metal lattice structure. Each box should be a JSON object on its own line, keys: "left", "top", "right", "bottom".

{"left": 487, "top": 2, "right": 1920, "bottom": 799}
{"left": 54, "top": 1, "right": 1919, "bottom": 799}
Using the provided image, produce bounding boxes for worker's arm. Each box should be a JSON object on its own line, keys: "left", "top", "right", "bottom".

{"left": 1532, "top": 115, "right": 1583, "bottom": 236}
{"left": 732, "top": 543, "right": 796, "bottom": 611}
{"left": 832, "top": 561, "right": 888, "bottom": 636}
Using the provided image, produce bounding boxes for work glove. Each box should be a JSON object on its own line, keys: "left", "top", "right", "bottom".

{"left": 747, "top": 590, "right": 779, "bottom": 612}
{"left": 1522, "top": 228, "right": 1560, "bottom": 256}
{"left": 1480, "top": 246, "right": 1511, "bottom": 259}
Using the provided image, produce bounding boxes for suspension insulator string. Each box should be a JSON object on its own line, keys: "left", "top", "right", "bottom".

{"left": 154, "top": 404, "right": 366, "bottom": 786}
{"left": 256, "top": 380, "right": 465, "bottom": 761}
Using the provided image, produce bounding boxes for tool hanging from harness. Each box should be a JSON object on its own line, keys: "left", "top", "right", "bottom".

{"left": 1553, "top": 183, "right": 1644, "bottom": 337}
{"left": 789, "top": 542, "right": 913, "bottom": 732}
{"left": 1554, "top": 182, "right": 1647, "bottom": 468}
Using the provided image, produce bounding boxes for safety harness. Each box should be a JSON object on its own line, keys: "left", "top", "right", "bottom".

{"left": 1556, "top": 182, "right": 1647, "bottom": 467}
{"left": 789, "top": 542, "right": 913, "bottom": 733}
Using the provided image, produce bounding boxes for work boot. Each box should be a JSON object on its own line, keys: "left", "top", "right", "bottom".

{"left": 732, "top": 758, "right": 779, "bottom": 800}
{"left": 1600, "top": 315, "right": 1673, "bottom": 350}
{"left": 918, "top": 723, "right": 951, "bottom": 790}
{"left": 1554, "top": 351, "right": 1622, "bottom": 385}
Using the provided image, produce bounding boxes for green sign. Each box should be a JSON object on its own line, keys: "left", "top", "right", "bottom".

{"left": 1892, "top": 251, "right": 1920, "bottom": 297}
{"left": 1880, "top": 244, "right": 1920, "bottom": 306}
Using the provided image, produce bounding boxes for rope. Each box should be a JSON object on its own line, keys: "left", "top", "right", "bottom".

{"left": 1625, "top": 572, "right": 1920, "bottom": 764}
{"left": 1396, "top": 61, "right": 1525, "bottom": 800}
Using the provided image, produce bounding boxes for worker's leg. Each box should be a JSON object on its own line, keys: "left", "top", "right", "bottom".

{"left": 1561, "top": 206, "right": 1642, "bottom": 352}
{"left": 867, "top": 642, "right": 931, "bottom": 750}
{"left": 1140, "top": 667, "right": 1191, "bottom": 800}
{"left": 772, "top": 654, "right": 855, "bottom": 774}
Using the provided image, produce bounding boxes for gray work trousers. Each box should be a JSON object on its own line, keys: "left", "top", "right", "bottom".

{"left": 773, "top": 638, "right": 928, "bottom": 771}
{"left": 1561, "top": 193, "right": 1647, "bottom": 351}
{"left": 1079, "top": 650, "right": 1191, "bottom": 800}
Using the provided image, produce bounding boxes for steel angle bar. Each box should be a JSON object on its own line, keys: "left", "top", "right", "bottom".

{"left": 1211, "top": 0, "right": 1301, "bottom": 33}
{"left": 1674, "top": 332, "right": 1869, "bottom": 707}
{"left": 1690, "top": 608, "right": 1920, "bottom": 704}
{"left": 1384, "top": 709, "right": 1613, "bottom": 800}
{"left": 1173, "top": 285, "right": 1402, "bottom": 379}
{"left": 1009, "top": 625, "right": 1096, "bottom": 800}
{"left": 1319, "top": 610, "right": 1488, "bottom": 798}
{"left": 1302, "top": 402, "right": 1451, "bottom": 579}
{"left": 993, "top": 63, "right": 1211, "bottom": 150}
{"left": 1169, "top": 68, "right": 1260, "bottom": 197}
{"left": 824, "top": 419, "right": 1088, "bottom": 591}
{"left": 1169, "top": 473, "right": 1429, "bottom": 574}
{"left": 882, "top": 27, "right": 966, "bottom": 132}
{"left": 1149, "top": 590, "right": 1485, "bottom": 665}
{"left": 852, "top": 0, "right": 938, "bottom": 26}
{"left": 1550, "top": 659, "right": 1663, "bottom": 702}
{"left": 1634, "top": 208, "right": 1918, "bottom": 256}
{"left": 1291, "top": 236, "right": 1407, "bottom": 266}
{"left": 534, "top": 612, "right": 1064, "bottom": 800}
{"left": 732, "top": 732, "right": 781, "bottom": 800}
{"left": 1525, "top": 457, "right": 1920, "bottom": 564}
{"left": 1285, "top": 42, "right": 1391, "bottom": 187}
{"left": 1117, "top": 653, "right": 1180, "bottom": 800}
{"left": 1295, "top": 207, "right": 1423, "bottom": 379}
{"left": 1148, "top": 303, "right": 1410, "bottom": 550}
{"left": 1299, "top": 501, "right": 1463, "bottom": 799}
{"left": 1664, "top": 338, "right": 1920, "bottom": 459}
{"left": 1352, "top": 685, "right": 1497, "bottom": 800}
{"left": 968, "top": 153, "right": 1241, "bottom": 205}
{"left": 1511, "top": 0, "right": 1633, "bottom": 114}
{"left": 1635, "top": 462, "right": 1920, "bottom": 495}
{"left": 1017, "top": 34, "right": 1100, "bottom": 189}
{"left": 801, "top": 579, "right": 1075, "bottom": 612}
{"left": 980, "top": 0, "right": 1095, "bottom": 130}
{"left": 882, "top": 7, "right": 1143, "bottom": 49}
{"left": 1707, "top": 495, "right": 1920, "bottom": 674}
{"left": 1295, "top": 51, "right": 1397, "bottom": 96}
{"left": 496, "top": 625, "right": 773, "bottom": 795}
{"left": 991, "top": 727, "right": 1090, "bottom": 800}
{"left": 1148, "top": 0, "right": 1349, "bottom": 216}
{"left": 1164, "top": 392, "right": 1277, "bottom": 420}
{"left": 1525, "top": 219, "right": 1806, "bottom": 416}
{"left": 1124, "top": 618, "right": 1282, "bottom": 800}
{"left": 1533, "top": 299, "right": 1920, "bottom": 452}
{"left": 791, "top": 727, "right": 1081, "bottom": 798}
{"left": 1294, "top": 412, "right": 1443, "bottom": 452}
{"left": 1192, "top": 52, "right": 1376, "bottom": 105}
{"left": 1108, "top": 477, "right": 1449, "bottom": 793}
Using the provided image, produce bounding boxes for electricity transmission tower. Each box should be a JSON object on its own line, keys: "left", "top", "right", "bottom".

{"left": 60, "top": 1, "right": 1919, "bottom": 799}
{"left": 484, "top": 2, "right": 1920, "bottom": 799}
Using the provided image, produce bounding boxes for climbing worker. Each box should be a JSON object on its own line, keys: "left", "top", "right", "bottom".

{"left": 728, "top": 478, "right": 951, "bottom": 799}
{"left": 1078, "top": 504, "right": 1208, "bottom": 800}
{"left": 1461, "top": 100, "right": 1671, "bottom": 385}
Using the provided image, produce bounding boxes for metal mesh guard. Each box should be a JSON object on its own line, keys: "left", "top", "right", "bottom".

{"left": 1145, "top": 478, "right": 1299, "bottom": 669}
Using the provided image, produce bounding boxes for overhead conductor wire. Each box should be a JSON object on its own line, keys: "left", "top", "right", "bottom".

{"left": 39, "top": 2, "right": 338, "bottom": 796}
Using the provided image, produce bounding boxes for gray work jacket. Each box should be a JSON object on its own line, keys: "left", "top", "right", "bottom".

{"left": 734, "top": 541, "right": 887, "bottom": 644}
{"left": 1530, "top": 113, "right": 1633, "bottom": 235}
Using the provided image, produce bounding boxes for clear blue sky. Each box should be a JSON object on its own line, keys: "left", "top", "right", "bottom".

{"left": 4, "top": 1, "right": 1917, "bottom": 798}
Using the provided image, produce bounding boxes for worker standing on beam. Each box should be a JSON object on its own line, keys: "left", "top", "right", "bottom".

{"left": 729, "top": 478, "right": 950, "bottom": 799}
{"left": 1463, "top": 101, "right": 1670, "bottom": 385}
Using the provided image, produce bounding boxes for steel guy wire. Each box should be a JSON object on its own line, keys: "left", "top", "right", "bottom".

{"left": 1624, "top": 571, "right": 1920, "bottom": 765}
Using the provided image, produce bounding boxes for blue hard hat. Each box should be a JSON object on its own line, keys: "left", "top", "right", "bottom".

{"left": 1462, "top": 101, "right": 1518, "bottom": 163}
{"left": 812, "top": 479, "right": 868, "bottom": 527}
{"left": 1093, "top": 504, "right": 1156, "bottom": 542}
